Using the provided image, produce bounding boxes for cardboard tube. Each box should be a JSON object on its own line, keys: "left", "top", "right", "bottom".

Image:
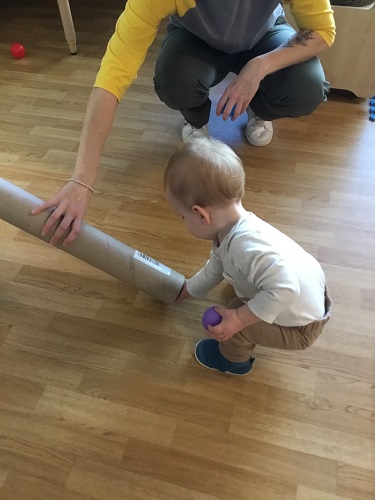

{"left": 0, "top": 178, "right": 185, "bottom": 304}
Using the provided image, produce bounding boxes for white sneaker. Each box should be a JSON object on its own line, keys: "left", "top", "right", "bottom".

{"left": 245, "top": 108, "right": 273, "bottom": 147}
{"left": 182, "top": 121, "right": 209, "bottom": 143}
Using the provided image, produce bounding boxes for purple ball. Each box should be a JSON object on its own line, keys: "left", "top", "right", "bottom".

{"left": 202, "top": 306, "right": 222, "bottom": 330}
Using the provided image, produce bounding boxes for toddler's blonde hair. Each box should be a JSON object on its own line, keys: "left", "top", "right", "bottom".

{"left": 164, "top": 138, "right": 245, "bottom": 209}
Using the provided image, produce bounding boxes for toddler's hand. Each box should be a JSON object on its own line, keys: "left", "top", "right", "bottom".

{"left": 175, "top": 282, "right": 190, "bottom": 302}
{"left": 206, "top": 307, "right": 244, "bottom": 342}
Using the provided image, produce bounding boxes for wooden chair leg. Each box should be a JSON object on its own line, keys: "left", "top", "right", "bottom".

{"left": 56, "top": 0, "right": 77, "bottom": 54}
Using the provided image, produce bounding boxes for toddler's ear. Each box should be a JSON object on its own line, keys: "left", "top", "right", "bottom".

{"left": 192, "top": 205, "right": 211, "bottom": 224}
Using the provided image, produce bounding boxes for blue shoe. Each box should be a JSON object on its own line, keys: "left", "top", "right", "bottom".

{"left": 195, "top": 339, "right": 254, "bottom": 376}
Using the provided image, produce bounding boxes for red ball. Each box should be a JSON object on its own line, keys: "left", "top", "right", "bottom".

{"left": 10, "top": 43, "right": 26, "bottom": 59}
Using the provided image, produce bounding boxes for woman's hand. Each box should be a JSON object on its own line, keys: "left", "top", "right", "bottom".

{"left": 31, "top": 181, "right": 93, "bottom": 246}
{"left": 216, "top": 57, "right": 267, "bottom": 121}
{"left": 217, "top": 28, "right": 330, "bottom": 122}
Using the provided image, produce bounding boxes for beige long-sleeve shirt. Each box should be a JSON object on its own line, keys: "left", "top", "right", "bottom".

{"left": 187, "top": 213, "right": 326, "bottom": 327}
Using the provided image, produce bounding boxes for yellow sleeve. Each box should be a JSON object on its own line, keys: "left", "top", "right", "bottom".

{"left": 284, "top": 0, "right": 336, "bottom": 47}
{"left": 94, "top": 0, "right": 196, "bottom": 101}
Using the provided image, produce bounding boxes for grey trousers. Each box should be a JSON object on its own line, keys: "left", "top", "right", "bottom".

{"left": 154, "top": 19, "right": 329, "bottom": 128}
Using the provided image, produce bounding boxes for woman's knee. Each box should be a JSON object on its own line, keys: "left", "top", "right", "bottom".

{"left": 284, "top": 62, "right": 329, "bottom": 117}
{"left": 154, "top": 62, "right": 211, "bottom": 110}
{"left": 254, "top": 57, "right": 329, "bottom": 120}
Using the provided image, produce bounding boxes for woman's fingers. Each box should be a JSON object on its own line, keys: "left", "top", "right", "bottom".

{"left": 31, "top": 182, "right": 92, "bottom": 246}
{"left": 31, "top": 198, "right": 57, "bottom": 216}
{"left": 61, "top": 215, "right": 83, "bottom": 246}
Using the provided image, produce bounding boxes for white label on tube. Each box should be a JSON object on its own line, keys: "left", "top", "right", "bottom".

{"left": 134, "top": 250, "right": 171, "bottom": 276}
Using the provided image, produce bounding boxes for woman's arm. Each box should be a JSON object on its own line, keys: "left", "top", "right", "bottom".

{"left": 32, "top": 88, "right": 118, "bottom": 246}
{"left": 218, "top": 0, "right": 336, "bottom": 120}
{"left": 31, "top": 0, "right": 180, "bottom": 245}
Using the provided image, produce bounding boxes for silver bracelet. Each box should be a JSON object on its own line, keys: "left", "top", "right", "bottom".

{"left": 68, "top": 178, "right": 94, "bottom": 193}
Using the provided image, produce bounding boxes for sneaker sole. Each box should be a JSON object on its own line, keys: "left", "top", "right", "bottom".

{"left": 245, "top": 130, "right": 273, "bottom": 147}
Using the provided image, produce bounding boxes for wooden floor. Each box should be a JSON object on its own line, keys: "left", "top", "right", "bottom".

{"left": 1, "top": 2, "right": 375, "bottom": 499}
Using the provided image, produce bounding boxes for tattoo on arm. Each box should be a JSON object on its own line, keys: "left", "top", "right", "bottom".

{"left": 283, "top": 29, "right": 314, "bottom": 48}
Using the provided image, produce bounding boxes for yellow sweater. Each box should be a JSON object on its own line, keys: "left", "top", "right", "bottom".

{"left": 94, "top": 0, "right": 336, "bottom": 101}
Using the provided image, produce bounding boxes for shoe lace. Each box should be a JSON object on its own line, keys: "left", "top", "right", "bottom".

{"left": 253, "top": 115, "right": 272, "bottom": 132}
{"left": 184, "top": 122, "right": 208, "bottom": 140}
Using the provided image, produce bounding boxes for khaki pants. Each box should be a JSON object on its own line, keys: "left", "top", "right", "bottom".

{"left": 220, "top": 289, "right": 332, "bottom": 363}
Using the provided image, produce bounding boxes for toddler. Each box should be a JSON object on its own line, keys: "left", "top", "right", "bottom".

{"left": 164, "top": 138, "right": 331, "bottom": 375}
